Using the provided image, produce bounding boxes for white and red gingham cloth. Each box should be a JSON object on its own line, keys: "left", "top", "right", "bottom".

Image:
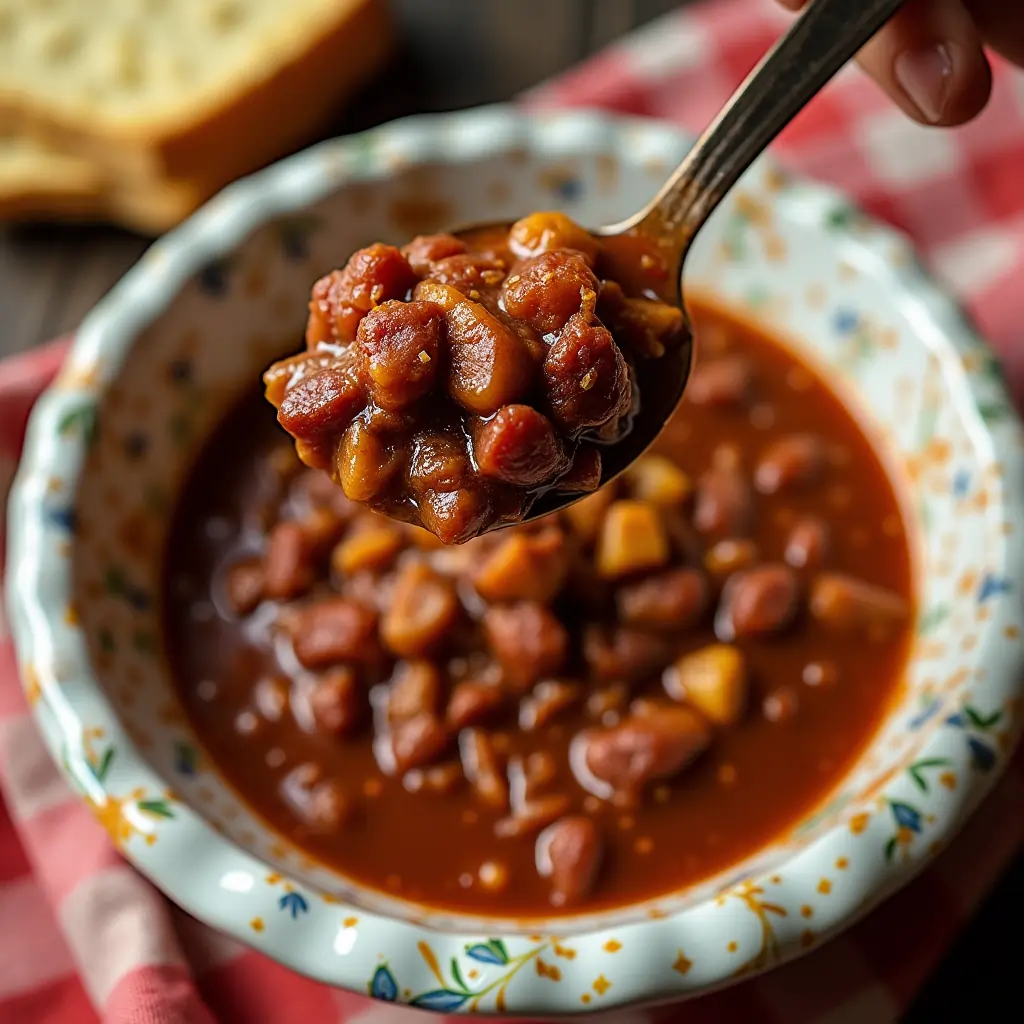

{"left": 2, "top": 1, "right": 1024, "bottom": 1020}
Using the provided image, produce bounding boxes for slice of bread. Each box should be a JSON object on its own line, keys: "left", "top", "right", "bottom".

{"left": 0, "top": 0, "right": 392, "bottom": 184}
{"left": 0, "top": 132, "right": 212, "bottom": 233}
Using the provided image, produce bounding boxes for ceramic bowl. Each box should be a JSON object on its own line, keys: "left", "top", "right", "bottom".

{"left": 6, "top": 107, "right": 1024, "bottom": 1016}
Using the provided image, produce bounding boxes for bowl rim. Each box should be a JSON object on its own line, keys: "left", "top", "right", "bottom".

{"left": 6, "top": 104, "right": 1024, "bottom": 1014}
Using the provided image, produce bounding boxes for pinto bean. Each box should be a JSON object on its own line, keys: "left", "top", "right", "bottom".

{"left": 755, "top": 435, "right": 825, "bottom": 495}
{"left": 715, "top": 565, "right": 800, "bottom": 642}
{"left": 392, "top": 713, "right": 449, "bottom": 774}
{"left": 508, "top": 211, "right": 599, "bottom": 263}
{"left": 225, "top": 557, "right": 265, "bottom": 615}
{"left": 538, "top": 816, "right": 602, "bottom": 907}
{"left": 446, "top": 680, "right": 505, "bottom": 731}
{"left": 401, "top": 233, "right": 468, "bottom": 274}
{"left": 785, "top": 517, "right": 830, "bottom": 570}
{"left": 460, "top": 728, "right": 508, "bottom": 810}
{"left": 387, "top": 660, "right": 442, "bottom": 722}
{"left": 582, "top": 626, "right": 674, "bottom": 684}
{"left": 336, "top": 419, "right": 402, "bottom": 503}
{"left": 694, "top": 464, "right": 752, "bottom": 537}
{"left": 285, "top": 598, "right": 380, "bottom": 670}
{"left": 263, "top": 521, "right": 315, "bottom": 600}
{"left": 475, "top": 405, "right": 565, "bottom": 487}
{"left": 519, "top": 680, "right": 582, "bottom": 732}
{"left": 501, "top": 250, "right": 599, "bottom": 333}
{"left": 494, "top": 794, "right": 572, "bottom": 839}
{"left": 381, "top": 563, "right": 460, "bottom": 658}
{"left": 310, "top": 666, "right": 361, "bottom": 736}
{"left": 809, "top": 573, "right": 910, "bottom": 634}
{"left": 686, "top": 355, "right": 753, "bottom": 407}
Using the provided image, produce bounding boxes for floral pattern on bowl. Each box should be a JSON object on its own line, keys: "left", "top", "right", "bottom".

{"left": 5, "top": 107, "right": 1023, "bottom": 1015}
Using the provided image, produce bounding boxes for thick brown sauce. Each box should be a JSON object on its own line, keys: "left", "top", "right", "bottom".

{"left": 163, "top": 301, "right": 914, "bottom": 916}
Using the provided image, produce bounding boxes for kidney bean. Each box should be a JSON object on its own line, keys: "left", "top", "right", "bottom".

{"left": 755, "top": 435, "right": 825, "bottom": 495}
{"left": 447, "top": 679, "right": 506, "bottom": 731}
{"left": 663, "top": 644, "right": 747, "bottom": 726}
{"left": 785, "top": 517, "right": 830, "bottom": 570}
{"left": 392, "top": 713, "right": 449, "bottom": 774}
{"left": 306, "top": 245, "right": 418, "bottom": 346}
{"left": 473, "top": 527, "right": 569, "bottom": 604}
{"left": 285, "top": 597, "right": 381, "bottom": 670}
{"left": 483, "top": 602, "right": 569, "bottom": 692}
{"left": 225, "top": 557, "right": 265, "bottom": 615}
{"left": 299, "top": 505, "right": 347, "bottom": 553}
{"left": 694, "top": 464, "right": 752, "bottom": 537}
{"left": 276, "top": 362, "right": 366, "bottom": 444}
{"left": 809, "top": 573, "right": 909, "bottom": 634}
{"left": 519, "top": 680, "right": 582, "bottom": 732}
{"left": 404, "top": 762, "right": 465, "bottom": 795}
{"left": 310, "top": 666, "right": 361, "bottom": 736}
{"left": 445, "top": 300, "right": 535, "bottom": 415}
{"left": 381, "top": 562, "right": 460, "bottom": 658}
{"left": 616, "top": 568, "right": 707, "bottom": 630}
{"left": 578, "top": 704, "right": 711, "bottom": 799}
{"left": 686, "top": 355, "right": 753, "bottom": 407}
{"left": 582, "top": 625, "right": 674, "bottom": 685}
{"left": 501, "top": 251, "right": 599, "bottom": 333}
{"left": 254, "top": 675, "right": 289, "bottom": 722}
{"left": 401, "top": 233, "right": 468, "bottom": 275}
{"left": 586, "top": 685, "right": 628, "bottom": 721}
{"left": 494, "top": 794, "right": 572, "bottom": 839}
{"left": 715, "top": 565, "right": 800, "bottom": 642}
{"left": 408, "top": 432, "right": 469, "bottom": 494}
{"left": 596, "top": 500, "right": 670, "bottom": 579}
{"left": 523, "top": 750, "right": 558, "bottom": 798}
{"left": 417, "top": 486, "right": 493, "bottom": 545}
{"left": 263, "top": 522, "right": 315, "bottom": 601}
{"left": 475, "top": 405, "right": 565, "bottom": 487}
{"left": 426, "top": 253, "right": 508, "bottom": 295}
{"left": 539, "top": 816, "right": 602, "bottom": 907}
{"left": 543, "top": 309, "right": 631, "bottom": 432}
{"left": 336, "top": 419, "right": 402, "bottom": 503}
{"left": 460, "top": 729, "right": 508, "bottom": 810}
{"left": 387, "top": 661, "right": 442, "bottom": 722}
{"left": 601, "top": 286, "right": 687, "bottom": 359}
{"left": 356, "top": 300, "right": 444, "bottom": 411}
{"left": 704, "top": 538, "right": 759, "bottom": 580}
{"left": 508, "top": 211, "right": 599, "bottom": 263}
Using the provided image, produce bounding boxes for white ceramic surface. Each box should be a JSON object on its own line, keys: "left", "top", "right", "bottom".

{"left": 6, "top": 107, "right": 1024, "bottom": 1015}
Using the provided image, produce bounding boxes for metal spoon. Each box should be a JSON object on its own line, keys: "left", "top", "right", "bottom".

{"left": 493, "top": 0, "right": 907, "bottom": 523}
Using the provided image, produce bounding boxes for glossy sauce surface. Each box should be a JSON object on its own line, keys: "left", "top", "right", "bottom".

{"left": 164, "top": 302, "right": 914, "bottom": 916}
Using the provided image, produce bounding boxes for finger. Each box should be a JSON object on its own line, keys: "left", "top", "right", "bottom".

{"left": 775, "top": 0, "right": 991, "bottom": 126}
{"left": 968, "top": 0, "right": 1024, "bottom": 68}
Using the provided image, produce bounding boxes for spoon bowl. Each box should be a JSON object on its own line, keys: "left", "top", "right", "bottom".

{"left": 455, "top": 0, "right": 908, "bottom": 525}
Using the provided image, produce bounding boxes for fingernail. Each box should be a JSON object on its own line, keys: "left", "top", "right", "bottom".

{"left": 894, "top": 43, "right": 956, "bottom": 123}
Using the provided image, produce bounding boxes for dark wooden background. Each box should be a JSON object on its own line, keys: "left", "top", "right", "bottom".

{"left": 0, "top": 1, "right": 1018, "bottom": 1019}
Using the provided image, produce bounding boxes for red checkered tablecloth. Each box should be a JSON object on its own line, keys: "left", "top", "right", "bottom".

{"left": 2, "top": 1, "right": 1024, "bottom": 1020}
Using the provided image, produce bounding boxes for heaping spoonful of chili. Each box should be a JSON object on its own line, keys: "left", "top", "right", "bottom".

{"left": 264, "top": 0, "right": 906, "bottom": 543}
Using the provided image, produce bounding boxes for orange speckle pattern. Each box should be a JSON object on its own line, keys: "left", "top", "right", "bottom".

{"left": 849, "top": 812, "right": 870, "bottom": 834}
{"left": 800, "top": 930, "right": 816, "bottom": 949}
{"left": 835, "top": 857, "right": 849, "bottom": 870}
{"left": 673, "top": 950, "right": 692, "bottom": 975}
{"left": 818, "top": 878, "right": 832, "bottom": 895}
{"left": 250, "top": 917, "right": 264, "bottom": 932}
{"left": 343, "top": 916, "right": 358, "bottom": 928}
{"left": 940, "top": 771, "right": 957, "bottom": 790}
{"left": 592, "top": 974, "right": 612, "bottom": 996}
{"left": 1005, "top": 625, "right": 1020, "bottom": 640}
{"left": 535, "top": 958, "right": 561, "bottom": 981}
{"left": 580, "top": 993, "right": 591, "bottom": 1005}
{"left": 603, "top": 940, "right": 622, "bottom": 954}
{"left": 801, "top": 905, "right": 813, "bottom": 918}
{"left": 727, "top": 941, "right": 738, "bottom": 953}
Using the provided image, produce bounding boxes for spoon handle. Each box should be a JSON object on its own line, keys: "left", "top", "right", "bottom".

{"left": 621, "top": 0, "right": 907, "bottom": 247}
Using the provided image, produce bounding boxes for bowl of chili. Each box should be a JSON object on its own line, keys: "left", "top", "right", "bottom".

{"left": 6, "top": 106, "right": 1023, "bottom": 1015}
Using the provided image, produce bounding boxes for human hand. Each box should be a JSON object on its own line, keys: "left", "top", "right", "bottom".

{"left": 777, "top": 0, "right": 1023, "bottom": 125}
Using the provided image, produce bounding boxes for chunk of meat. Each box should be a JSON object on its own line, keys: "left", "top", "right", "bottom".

{"left": 306, "top": 245, "right": 418, "bottom": 346}
{"left": 446, "top": 679, "right": 505, "bottom": 731}
{"left": 356, "top": 300, "right": 444, "bottom": 410}
{"left": 501, "top": 250, "right": 599, "bottom": 333}
{"left": 225, "top": 557, "right": 265, "bottom": 615}
{"left": 576, "top": 704, "right": 711, "bottom": 799}
{"left": 474, "top": 405, "right": 565, "bottom": 487}
{"left": 445, "top": 300, "right": 535, "bottom": 415}
{"left": 543, "top": 307, "right": 631, "bottom": 432}
{"left": 538, "top": 816, "right": 602, "bottom": 907}
{"left": 616, "top": 568, "right": 707, "bottom": 630}
{"left": 809, "top": 573, "right": 910, "bottom": 634}
{"left": 494, "top": 794, "right": 572, "bottom": 839}
{"left": 381, "top": 562, "right": 460, "bottom": 658}
{"left": 331, "top": 522, "right": 403, "bottom": 576}
{"left": 596, "top": 500, "right": 670, "bottom": 579}
{"left": 686, "top": 355, "right": 753, "bottom": 407}
{"left": 755, "top": 435, "right": 825, "bottom": 494}
{"left": 519, "top": 680, "right": 582, "bottom": 731}
{"left": 582, "top": 625, "right": 674, "bottom": 684}
{"left": 663, "top": 645, "right": 747, "bottom": 726}
{"left": 275, "top": 363, "right": 365, "bottom": 444}
{"left": 459, "top": 728, "right": 508, "bottom": 810}
{"left": 508, "top": 211, "right": 599, "bottom": 264}
{"left": 473, "top": 527, "right": 570, "bottom": 604}
{"left": 310, "top": 666, "right": 361, "bottom": 736}
{"left": 401, "top": 233, "right": 468, "bottom": 275}
{"left": 284, "top": 598, "right": 381, "bottom": 670}
{"left": 483, "top": 602, "right": 569, "bottom": 692}
{"left": 558, "top": 445, "right": 603, "bottom": 493}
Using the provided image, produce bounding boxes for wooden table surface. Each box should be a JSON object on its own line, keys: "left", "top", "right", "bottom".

{"left": 0, "top": 1, "right": 1018, "bottom": 1018}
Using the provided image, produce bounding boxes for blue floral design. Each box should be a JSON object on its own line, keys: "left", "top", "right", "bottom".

{"left": 466, "top": 940, "right": 509, "bottom": 966}
{"left": 44, "top": 506, "right": 77, "bottom": 532}
{"left": 197, "top": 260, "right": 231, "bottom": 296}
{"left": 173, "top": 741, "right": 198, "bottom": 777}
{"left": 951, "top": 468, "right": 971, "bottom": 497}
{"left": 978, "top": 573, "right": 1012, "bottom": 602}
{"left": 278, "top": 891, "right": 309, "bottom": 919}
{"left": 369, "top": 963, "right": 398, "bottom": 1001}
{"left": 890, "top": 801, "right": 923, "bottom": 833}
{"left": 833, "top": 308, "right": 859, "bottom": 334}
